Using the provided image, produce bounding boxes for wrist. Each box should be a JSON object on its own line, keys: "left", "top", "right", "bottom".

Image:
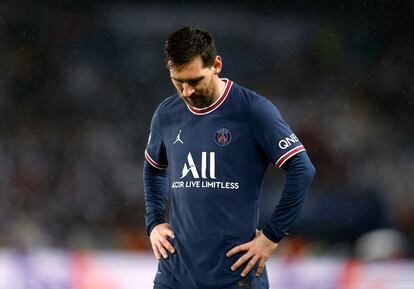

{"left": 259, "top": 230, "right": 278, "bottom": 247}
{"left": 262, "top": 226, "right": 284, "bottom": 244}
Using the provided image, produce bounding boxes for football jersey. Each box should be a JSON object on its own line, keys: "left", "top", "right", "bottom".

{"left": 145, "top": 79, "right": 305, "bottom": 289}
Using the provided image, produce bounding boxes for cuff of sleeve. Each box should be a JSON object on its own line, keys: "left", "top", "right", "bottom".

{"left": 262, "top": 224, "right": 287, "bottom": 243}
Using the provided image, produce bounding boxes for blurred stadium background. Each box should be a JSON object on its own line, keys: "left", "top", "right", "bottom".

{"left": 0, "top": 1, "right": 413, "bottom": 288}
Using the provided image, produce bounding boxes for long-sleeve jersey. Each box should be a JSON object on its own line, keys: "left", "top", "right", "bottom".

{"left": 144, "top": 79, "right": 315, "bottom": 289}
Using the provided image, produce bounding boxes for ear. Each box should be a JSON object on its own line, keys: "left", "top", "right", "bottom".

{"left": 213, "top": 55, "right": 223, "bottom": 74}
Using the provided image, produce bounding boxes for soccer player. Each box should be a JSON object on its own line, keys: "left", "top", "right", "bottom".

{"left": 144, "top": 27, "right": 315, "bottom": 289}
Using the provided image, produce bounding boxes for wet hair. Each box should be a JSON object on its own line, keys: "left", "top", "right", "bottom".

{"left": 164, "top": 26, "right": 217, "bottom": 68}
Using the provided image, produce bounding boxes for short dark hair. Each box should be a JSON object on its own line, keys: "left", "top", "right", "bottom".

{"left": 164, "top": 26, "right": 217, "bottom": 69}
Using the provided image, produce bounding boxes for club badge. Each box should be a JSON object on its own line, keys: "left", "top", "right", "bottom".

{"left": 214, "top": 128, "right": 231, "bottom": 146}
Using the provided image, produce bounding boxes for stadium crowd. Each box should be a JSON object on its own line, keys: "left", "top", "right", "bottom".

{"left": 0, "top": 1, "right": 412, "bottom": 259}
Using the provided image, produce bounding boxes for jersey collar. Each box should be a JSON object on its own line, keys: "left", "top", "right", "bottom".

{"left": 186, "top": 78, "right": 233, "bottom": 115}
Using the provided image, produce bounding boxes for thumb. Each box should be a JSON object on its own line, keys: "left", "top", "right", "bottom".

{"left": 165, "top": 229, "right": 175, "bottom": 239}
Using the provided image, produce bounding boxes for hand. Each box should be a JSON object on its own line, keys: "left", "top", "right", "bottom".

{"left": 150, "top": 223, "right": 175, "bottom": 260}
{"left": 226, "top": 230, "right": 278, "bottom": 277}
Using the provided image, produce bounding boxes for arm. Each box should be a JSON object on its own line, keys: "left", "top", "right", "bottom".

{"left": 144, "top": 160, "right": 175, "bottom": 259}
{"left": 262, "top": 151, "right": 316, "bottom": 243}
{"left": 144, "top": 159, "right": 169, "bottom": 235}
{"left": 227, "top": 151, "right": 315, "bottom": 276}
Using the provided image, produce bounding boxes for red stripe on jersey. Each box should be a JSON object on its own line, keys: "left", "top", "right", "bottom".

{"left": 187, "top": 79, "right": 233, "bottom": 115}
{"left": 275, "top": 145, "right": 306, "bottom": 168}
{"left": 145, "top": 149, "right": 167, "bottom": 170}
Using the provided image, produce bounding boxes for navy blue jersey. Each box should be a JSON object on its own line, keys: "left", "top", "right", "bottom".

{"left": 145, "top": 79, "right": 305, "bottom": 289}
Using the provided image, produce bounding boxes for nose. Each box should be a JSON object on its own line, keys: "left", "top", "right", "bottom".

{"left": 182, "top": 83, "right": 195, "bottom": 97}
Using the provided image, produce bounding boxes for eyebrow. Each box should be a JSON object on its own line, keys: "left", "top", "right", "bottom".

{"left": 171, "top": 76, "right": 204, "bottom": 83}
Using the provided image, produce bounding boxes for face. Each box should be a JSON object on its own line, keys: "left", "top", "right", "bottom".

{"left": 169, "top": 55, "right": 222, "bottom": 108}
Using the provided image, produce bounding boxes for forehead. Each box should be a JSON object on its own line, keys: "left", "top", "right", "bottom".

{"left": 169, "top": 56, "right": 209, "bottom": 79}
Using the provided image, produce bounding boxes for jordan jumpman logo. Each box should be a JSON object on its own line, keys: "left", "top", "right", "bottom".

{"left": 174, "top": 130, "right": 184, "bottom": 144}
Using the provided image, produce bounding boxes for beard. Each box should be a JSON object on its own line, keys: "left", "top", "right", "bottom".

{"left": 178, "top": 78, "right": 217, "bottom": 109}
{"left": 181, "top": 92, "right": 214, "bottom": 108}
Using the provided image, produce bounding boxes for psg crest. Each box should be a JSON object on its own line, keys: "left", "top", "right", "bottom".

{"left": 214, "top": 128, "right": 231, "bottom": 146}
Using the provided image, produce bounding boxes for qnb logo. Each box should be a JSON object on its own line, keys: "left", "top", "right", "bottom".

{"left": 180, "top": 152, "right": 216, "bottom": 179}
{"left": 278, "top": 134, "right": 299, "bottom": 149}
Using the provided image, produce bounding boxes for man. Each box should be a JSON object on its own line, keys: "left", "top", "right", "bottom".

{"left": 144, "top": 26, "right": 315, "bottom": 289}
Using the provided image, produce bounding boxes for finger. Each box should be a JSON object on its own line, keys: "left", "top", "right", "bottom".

{"left": 156, "top": 240, "right": 169, "bottom": 259}
{"left": 151, "top": 243, "right": 161, "bottom": 260}
{"left": 231, "top": 252, "right": 253, "bottom": 271}
{"left": 165, "top": 229, "right": 175, "bottom": 239}
{"left": 159, "top": 236, "right": 175, "bottom": 254}
{"left": 226, "top": 243, "right": 248, "bottom": 257}
{"left": 241, "top": 256, "right": 259, "bottom": 277}
{"left": 256, "top": 257, "right": 267, "bottom": 277}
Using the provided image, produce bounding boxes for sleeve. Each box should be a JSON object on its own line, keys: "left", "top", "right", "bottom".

{"left": 144, "top": 159, "right": 169, "bottom": 236}
{"left": 261, "top": 151, "right": 316, "bottom": 243}
{"left": 144, "top": 106, "right": 168, "bottom": 170}
{"left": 250, "top": 95, "right": 306, "bottom": 168}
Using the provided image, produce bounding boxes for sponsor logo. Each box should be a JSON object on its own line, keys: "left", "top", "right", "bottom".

{"left": 173, "top": 130, "right": 184, "bottom": 144}
{"left": 214, "top": 128, "right": 231, "bottom": 146}
{"left": 180, "top": 152, "right": 216, "bottom": 179}
{"left": 173, "top": 152, "right": 239, "bottom": 190}
{"left": 278, "top": 134, "right": 299, "bottom": 149}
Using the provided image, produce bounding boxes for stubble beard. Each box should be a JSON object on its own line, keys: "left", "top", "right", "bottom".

{"left": 179, "top": 79, "right": 217, "bottom": 109}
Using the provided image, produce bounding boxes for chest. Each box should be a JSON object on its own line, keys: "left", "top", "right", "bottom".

{"left": 164, "top": 113, "right": 250, "bottom": 156}
{"left": 163, "top": 111, "right": 259, "bottom": 178}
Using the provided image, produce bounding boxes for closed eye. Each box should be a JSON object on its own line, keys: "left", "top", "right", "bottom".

{"left": 172, "top": 76, "right": 204, "bottom": 86}
{"left": 188, "top": 79, "right": 201, "bottom": 86}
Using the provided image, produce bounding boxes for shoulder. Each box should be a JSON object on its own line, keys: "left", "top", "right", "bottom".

{"left": 149, "top": 94, "right": 181, "bottom": 130}
{"left": 156, "top": 93, "right": 181, "bottom": 113}
{"left": 231, "top": 82, "right": 280, "bottom": 117}
{"left": 151, "top": 93, "right": 182, "bottom": 120}
{"left": 230, "top": 82, "right": 258, "bottom": 102}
